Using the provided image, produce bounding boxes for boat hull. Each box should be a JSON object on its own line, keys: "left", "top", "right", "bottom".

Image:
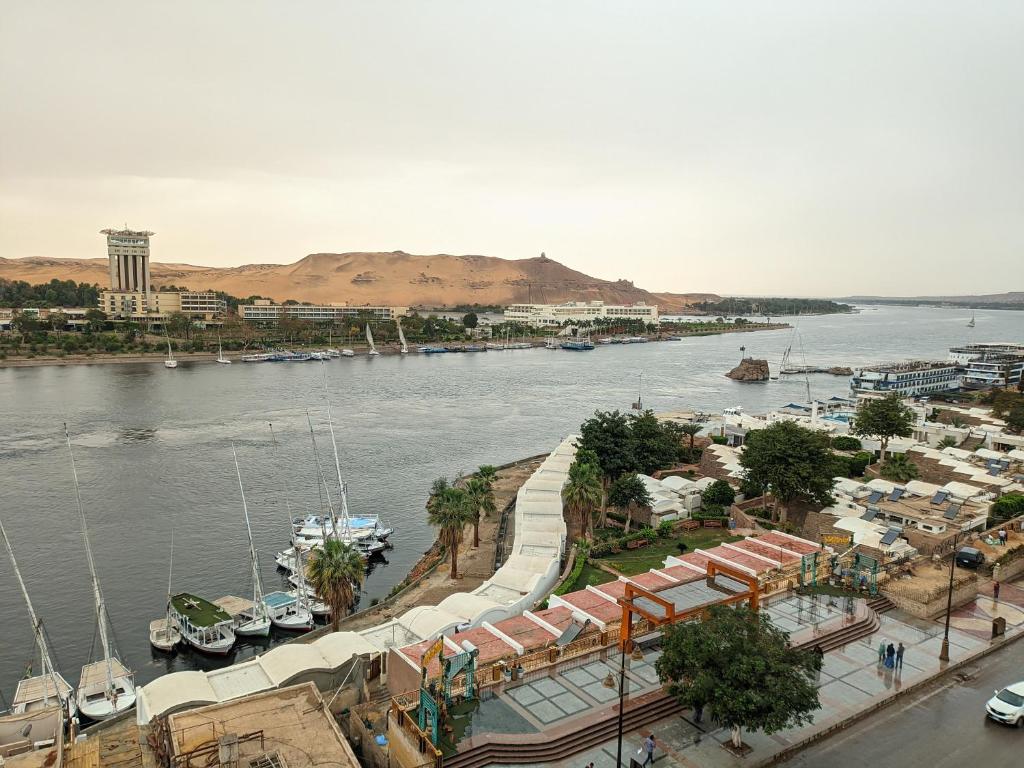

{"left": 235, "top": 617, "right": 272, "bottom": 637}
{"left": 78, "top": 691, "right": 137, "bottom": 722}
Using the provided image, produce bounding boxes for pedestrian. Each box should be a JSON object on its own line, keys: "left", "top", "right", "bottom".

{"left": 994, "top": 580, "right": 1001, "bottom": 600}
{"left": 886, "top": 642, "right": 896, "bottom": 669}
{"left": 878, "top": 639, "right": 887, "bottom": 664}
{"left": 693, "top": 703, "right": 704, "bottom": 724}
{"left": 999, "top": 528, "right": 1007, "bottom": 546}
{"left": 896, "top": 642, "right": 905, "bottom": 670}
{"left": 641, "top": 734, "right": 656, "bottom": 767}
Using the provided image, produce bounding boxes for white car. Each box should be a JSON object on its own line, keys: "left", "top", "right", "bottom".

{"left": 986, "top": 682, "right": 1024, "bottom": 727}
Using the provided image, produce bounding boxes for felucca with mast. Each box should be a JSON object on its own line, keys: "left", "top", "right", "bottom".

{"left": 164, "top": 335, "right": 177, "bottom": 368}
{"left": 149, "top": 529, "right": 181, "bottom": 652}
{"left": 397, "top": 320, "right": 409, "bottom": 354}
{"left": 65, "top": 425, "right": 136, "bottom": 720}
{"left": 0, "top": 512, "right": 76, "bottom": 718}
{"left": 365, "top": 323, "right": 379, "bottom": 356}
{"left": 232, "top": 445, "right": 271, "bottom": 636}
{"left": 217, "top": 334, "right": 231, "bottom": 364}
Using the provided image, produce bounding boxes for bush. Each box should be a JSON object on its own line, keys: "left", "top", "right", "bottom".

{"left": 991, "top": 493, "right": 1024, "bottom": 524}
{"left": 831, "top": 435, "right": 862, "bottom": 451}
{"left": 841, "top": 451, "right": 872, "bottom": 477}
{"left": 710, "top": 435, "right": 729, "bottom": 445}
{"left": 553, "top": 545, "right": 591, "bottom": 596}
{"left": 702, "top": 479, "right": 736, "bottom": 507}
{"left": 657, "top": 520, "right": 675, "bottom": 537}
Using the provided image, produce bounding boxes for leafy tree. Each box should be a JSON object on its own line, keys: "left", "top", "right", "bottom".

{"left": 563, "top": 459, "right": 603, "bottom": 541}
{"left": 937, "top": 435, "right": 959, "bottom": 449}
{"left": 464, "top": 476, "right": 496, "bottom": 548}
{"left": 1007, "top": 406, "right": 1024, "bottom": 435}
{"left": 608, "top": 473, "right": 653, "bottom": 533}
{"left": 880, "top": 453, "right": 919, "bottom": 483}
{"left": 306, "top": 539, "right": 365, "bottom": 631}
{"left": 83, "top": 308, "right": 107, "bottom": 333}
{"left": 477, "top": 465, "right": 498, "bottom": 486}
{"left": 990, "top": 493, "right": 1024, "bottom": 524}
{"left": 702, "top": 479, "right": 736, "bottom": 508}
{"left": 830, "top": 435, "right": 862, "bottom": 451}
{"left": 629, "top": 410, "right": 684, "bottom": 474}
{"left": 851, "top": 393, "right": 916, "bottom": 461}
{"left": 428, "top": 486, "right": 473, "bottom": 578}
{"left": 656, "top": 605, "right": 821, "bottom": 749}
{"left": 462, "top": 312, "right": 478, "bottom": 329}
{"left": 165, "top": 311, "right": 193, "bottom": 341}
{"left": 679, "top": 423, "right": 703, "bottom": 459}
{"left": 579, "top": 410, "right": 636, "bottom": 525}
{"left": 739, "top": 422, "right": 836, "bottom": 522}
{"left": 48, "top": 311, "right": 69, "bottom": 338}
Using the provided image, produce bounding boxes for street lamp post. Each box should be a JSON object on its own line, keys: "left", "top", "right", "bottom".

{"left": 939, "top": 531, "right": 962, "bottom": 662}
{"left": 615, "top": 643, "right": 626, "bottom": 767}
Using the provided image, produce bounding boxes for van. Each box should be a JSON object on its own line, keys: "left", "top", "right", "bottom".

{"left": 955, "top": 547, "right": 985, "bottom": 569}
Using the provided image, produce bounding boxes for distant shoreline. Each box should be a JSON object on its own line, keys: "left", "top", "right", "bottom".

{"left": 0, "top": 324, "right": 788, "bottom": 369}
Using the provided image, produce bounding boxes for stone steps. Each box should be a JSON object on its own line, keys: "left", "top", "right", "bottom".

{"left": 867, "top": 595, "right": 896, "bottom": 615}
{"left": 794, "top": 607, "right": 881, "bottom": 654}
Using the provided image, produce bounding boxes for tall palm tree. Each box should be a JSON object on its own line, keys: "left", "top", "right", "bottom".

{"left": 465, "top": 476, "right": 497, "bottom": 548}
{"left": 563, "top": 460, "right": 603, "bottom": 541}
{"left": 306, "top": 539, "right": 365, "bottom": 631}
{"left": 428, "top": 487, "right": 473, "bottom": 579}
{"left": 477, "top": 464, "right": 498, "bottom": 488}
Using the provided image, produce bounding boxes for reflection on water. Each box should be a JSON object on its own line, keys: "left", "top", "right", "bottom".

{"left": 1, "top": 305, "right": 1022, "bottom": 696}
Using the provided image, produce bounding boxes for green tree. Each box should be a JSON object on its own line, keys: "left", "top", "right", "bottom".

{"left": 608, "top": 473, "right": 653, "bottom": 533}
{"left": 306, "top": 539, "right": 365, "bottom": 631}
{"left": 579, "top": 410, "right": 636, "bottom": 525}
{"left": 428, "top": 486, "right": 473, "bottom": 578}
{"left": 656, "top": 605, "right": 821, "bottom": 749}
{"left": 83, "top": 308, "right": 107, "bottom": 333}
{"left": 739, "top": 421, "right": 836, "bottom": 523}
{"left": 464, "top": 476, "right": 496, "bottom": 548}
{"left": 462, "top": 312, "right": 478, "bottom": 329}
{"left": 48, "top": 311, "right": 69, "bottom": 338}
{"left": 702, "top": 479, "right": 736, "bottom": 508}
{"left": 679, "top": 423, "right": 703, "bottom": 460}
{"left": 1006, "top": 406, "right": 1024, "bottom": 435}
{"left": 830, "top": 435, "right": 862, "bottom": 451}
{"left": 851, "top": 393, "right": 916, "bottom": 462}
{"left": 477, "top": 464, "right": 498, "bottom": 487}
{"left": 880, "top": 453, "right": 919, "bottom": 483}
{"left": 165, "top": 311, "right": 193, "bottom": 341}
{"left": 562, "top": 459, "right": 603, "bottom": 541}
{"left": 629, "top": 410, "right": 683, "bottom": 474}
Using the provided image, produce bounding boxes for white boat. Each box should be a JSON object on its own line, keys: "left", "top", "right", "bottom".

{"left": 232, "top": 445, "right": 271, "bottom": 637}
{"left": 65, "top": 425, "right": 136, "bottom": 720}
{"left": 289, "top": 588, "right": 331, "bottom": 618}
{"left": 263, "top": 590, "right": 314, "bottom": 631}
{"left": 967, "top": 314, "right": 976, "bottom": 328}
{"left": 545, "top": 337, "right": 558, "bottom": 349}
{"left": 325, "top": 348, "right": 342, "bottom": 358}
{"left": 397, "top": 320, "right": 409, "bottom": 354}
{"left": 150, "top": 530, "right": 181, "bottom": 652}
{"left": 340, "top": 349, "right": 355, "bottom": 357}
{"left": 1, "top": 512, "right": 77, "bottom": 718}
{"left": 216, "top": 334, "right": 231, "bottom": 364}
{"left": 241, "top": 352, "right": 274, "bottom": 362}
{"left": 164, "top": 337, "right": 177, "bottom": 368}
{"left": 169, "top": 592, "right": 236, "bottom": 655}
{"left": 366, "top": 324, "right": 380, "bottom": 355}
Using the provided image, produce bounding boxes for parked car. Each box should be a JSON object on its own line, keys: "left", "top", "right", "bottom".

{"left": 986, "top": 682, "right": 1024, "bottom": 726}
{"left": 955, "top": 546, "right": 985, "bottom": 569}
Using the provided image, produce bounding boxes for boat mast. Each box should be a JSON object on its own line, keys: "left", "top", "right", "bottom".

{"left": 64, "top": 424, "right": 117, "bottom": 696}
{"left": 321, "top": 366, "right": 351, "bottom": 540}
{"left": 231, "top": 444, "right": 266, "bottom": 620}
{"left": 0, "top": 512, "right": 61, "bottom": 707}
{"left": 165, "top": 526, "right": 174, "bottom": 635}
{"left": 269, "top": 423, "right": 309, "bottom": 611}
{"left": 306, "top": 411, "right": 340, "bottom": 538}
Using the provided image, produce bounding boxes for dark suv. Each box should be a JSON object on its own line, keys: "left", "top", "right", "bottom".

{"left": 955, "top": 546, "right": 985, "bottom": 569}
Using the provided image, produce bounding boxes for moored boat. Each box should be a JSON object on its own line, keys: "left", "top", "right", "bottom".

{"left": 263, "top": 591, "right": 314, "bottom": 631}
{"left": 169, "top": 593, "right": 236, "bottom": 654}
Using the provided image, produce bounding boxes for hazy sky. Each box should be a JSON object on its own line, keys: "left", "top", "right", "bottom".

{"left": 2, "top": 2, "right": 1023, "bottom": 296}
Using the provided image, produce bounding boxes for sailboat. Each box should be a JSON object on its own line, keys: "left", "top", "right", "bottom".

{"left": 967, "top": 314, "right": 976, "bottom": 328}
{"left": 164, "top": 335, "right": 178, "bottom": 368}
{"left": 1, "top": 511, "right": 77, "bottom": 718}
{"left": 65, "top": 425, "right": 136, "bottom": 720}
{"left": 232, "top": 445, "right": 271, "bottom": 637}
{"left": 216, "top": 334, "right": 231, "bottom": 364}
{"left": 397, "top": 320, "right": 409, "bottom": 354}
{"left": 366, "top": 324, "right": 379, "bottom": 356}
{"left": 149, "top": 529, "right": 181, "bottom": 652}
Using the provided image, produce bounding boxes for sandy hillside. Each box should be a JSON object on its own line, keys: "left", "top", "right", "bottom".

{"left": 0, "top": 252, "right": 716, "bottom": 311}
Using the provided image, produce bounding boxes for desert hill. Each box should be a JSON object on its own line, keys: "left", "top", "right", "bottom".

{"left": 0, "top": 252, "right": 715, "bottom": 311}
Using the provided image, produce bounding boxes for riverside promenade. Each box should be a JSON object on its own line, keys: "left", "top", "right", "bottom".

{"left": 512, "top": 579, "right": 1024, "bottom": 768}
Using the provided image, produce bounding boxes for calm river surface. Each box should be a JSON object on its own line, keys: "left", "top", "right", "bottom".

{"left": 1, "top": 305, "right": 1022, "bottom": 697}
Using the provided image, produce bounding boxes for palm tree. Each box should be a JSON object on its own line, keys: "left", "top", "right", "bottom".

{"left": 306, "top": 539, "right": 365, "bottom": 631}
{"left": 880, "top": 453, "right": 919, "bottom": 483}
{"left": 477, "top": 465, "right": 498, "bottom": 488}
{"left": 679, "top": 423, "right": 703, "bottom": 460}
{"left": 465, "top": 476, "right": 497, "bottom": 548}
{"left": 562, "top": 460, "right": 603, "bottom": 541}
{"left": 428, "top": 487, "right": 473, "bottom": 579}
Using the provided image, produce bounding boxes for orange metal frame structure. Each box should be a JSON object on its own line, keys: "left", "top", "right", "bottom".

{"left": 618, "top": 562, "right": 760, "bottom": 650}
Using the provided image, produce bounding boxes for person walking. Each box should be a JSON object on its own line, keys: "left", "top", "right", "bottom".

{"left": 994, "top": 580, "right": 1001, "bottom": 600}
{"left": 878, "top": 639, "right": 887, "bottom": 664}
{"left": 896, "top": 642, "right": 905, "bottom": 671}
{"left": 641, "top": 734, "right": 656, "bottom": 767}
{"left": 885, "top": 643, "right": 896, "bottom": 669}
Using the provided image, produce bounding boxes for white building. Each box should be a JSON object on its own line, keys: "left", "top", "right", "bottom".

{"left": 100, "top": 290, "right": 225, "bottom": 321}
{"left": 101, "top": 228, "right": 154, "bottom": 299}
{"left": 238, "top": 300, "right": 408, "bottom": 323}
{"left": 850, "top": 361, "right": 962, "bottom": 397}
{"left": 503, "top": 300, "right": 658, "bottom": 327}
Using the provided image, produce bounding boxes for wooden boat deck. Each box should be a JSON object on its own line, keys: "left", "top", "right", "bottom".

{"left": 13, "top": 674, "right": 71, "bottom": 705}
{"left": 213, "top": 595, "right": 254, "bottom": 619}
{"left": 80, "top": 658, "right": 130, "bottom": 688}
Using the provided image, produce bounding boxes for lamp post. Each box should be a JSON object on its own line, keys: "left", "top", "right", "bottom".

{"left": 605, "top": 641, "right": 642, "bottom": 766}
{"left": 939, "top": 531, "right": 962, "bottom": 662}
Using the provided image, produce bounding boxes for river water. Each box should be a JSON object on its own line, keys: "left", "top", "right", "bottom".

{"left": 1, "top": 305, "right": 1021, "bottom": 698}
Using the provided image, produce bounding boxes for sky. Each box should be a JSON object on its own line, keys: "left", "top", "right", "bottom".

{"left": 2, "top": 1, "right": 1023, "bottom": 297}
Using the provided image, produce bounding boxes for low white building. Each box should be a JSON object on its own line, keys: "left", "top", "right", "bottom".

{"left": 239, "top": 300, "right": 408, "bottom": 323}
{"left": 503, "top": 301, "right": 658, "bottom": 327}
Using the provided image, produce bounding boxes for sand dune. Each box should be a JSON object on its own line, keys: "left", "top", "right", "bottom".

{"left": 0, "top": 252, "right": 715, "bottom": 311}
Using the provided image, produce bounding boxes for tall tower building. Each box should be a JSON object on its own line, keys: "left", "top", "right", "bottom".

{"left": 101, "top": 228, "right": 154, "bottom": 298}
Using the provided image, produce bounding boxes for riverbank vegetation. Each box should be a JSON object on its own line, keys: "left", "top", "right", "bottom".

{"left": 693, "top": 296, "right": 853, "bottom": 316}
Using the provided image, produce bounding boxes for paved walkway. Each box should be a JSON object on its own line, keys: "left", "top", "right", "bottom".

{"left": 493, "top": 583, "right": 1024, "bottom": 768}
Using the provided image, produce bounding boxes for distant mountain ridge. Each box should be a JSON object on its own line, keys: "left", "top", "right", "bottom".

{"left": 0, "top": 252, "right": 717, "bottom": 311}
{"left": 842, "top": 291, "right": 1024, "bottom": 309}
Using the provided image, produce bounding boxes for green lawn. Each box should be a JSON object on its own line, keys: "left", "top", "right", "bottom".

{"left": 595, "top": 529, "right": 743, "bottom": 575}
{"left": 575, "top": 563, "right": 617, "bottom": 588}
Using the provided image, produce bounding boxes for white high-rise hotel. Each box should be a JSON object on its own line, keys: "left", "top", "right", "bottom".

{"left": 101, "top": 228, "right": 154, "bottom": 299}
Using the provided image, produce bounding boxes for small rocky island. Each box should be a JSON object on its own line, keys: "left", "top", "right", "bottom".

{"left": 726, "top": 358, "right": 770, "bottom": 381}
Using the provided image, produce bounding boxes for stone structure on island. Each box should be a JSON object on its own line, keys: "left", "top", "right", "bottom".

{"left": 726, "top": 357, "right": 770, "bottom": 381}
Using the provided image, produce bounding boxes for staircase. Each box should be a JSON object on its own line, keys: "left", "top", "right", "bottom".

{"left": 445, "top": 692, "right": 685, "bottom": 768}
{"left": 867, "top": 595, "right": 896, "bottom": 615}
{"left": 794, "top": 605, "right": 881, "bottom": 654}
